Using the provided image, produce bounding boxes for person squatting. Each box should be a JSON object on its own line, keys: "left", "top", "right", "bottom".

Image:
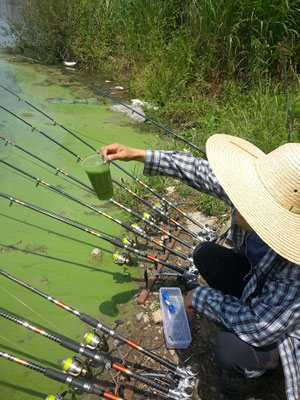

{"left": 101, "top": 134, "right": 300, "bottom": 400}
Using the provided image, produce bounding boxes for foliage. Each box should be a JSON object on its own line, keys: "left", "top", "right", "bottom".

{"left": 6, "top": 0, "right": 300, "bottom": 217}
{"left": 7, "top": 0, "right": 300, "bottom": 80}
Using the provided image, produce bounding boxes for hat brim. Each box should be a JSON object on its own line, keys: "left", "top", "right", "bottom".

{"left": 206, "top": 134, "right": 300, "bottom": 264}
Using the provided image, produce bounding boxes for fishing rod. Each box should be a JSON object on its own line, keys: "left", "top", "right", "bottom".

{"left": 0, "top": 350, "right": 124, "bottom": 400}
{"left": 0, "top": 136, "right": 91, "bottom": 191}
{"left": 14, "top": 58, "right": 206, "bottom": 155}
{"left": 0, "top": 108, "right": 209, "bottom": 243}
{"left": 0, "top": 193, "right": 198, "bottom": 282}
{"left": 0, "top": 158, "right": 190, "bottom": 263}
{"left": 1, "top": 86, "right": 213, "bottom": 236}
{"left": 110, "top": 161, "right": 215, "bottom": 237}
{"left": 0, "top": 105, "right": 83, "bottom": 162}
{"left": 0, "top": 311, "right": 193, "bottom": 398}
{"left": 0, "top": 135, "right": 195, "bottom": 249}
{"left": 0, "top": 269, "right": 196, "bottom": 381}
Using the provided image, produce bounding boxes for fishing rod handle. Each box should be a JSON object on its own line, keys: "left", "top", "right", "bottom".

{"left": 112, "top": 363, "right": 169, "bottom": 395}
{"left": 59, "top": 338, "right": 112, "bottom": 367}
{"left": 0, "top": 309, "right": 111, "bottom": 367}
{"left": 79, "top": 313, "right": 177, "bottom": 371}
{"left": 148, "top": 256, "right": 185, "bottom": 274}
{"left": 0, "top": 267, "right": 178, "bottom": 374}
{"left": 44, "top": 369, "right": 123, "bottom": 399}
{"left": 110, "top": 199, "right": 192, "bottom": 250}
{"left": 0, "top": 351, "right": 122, "bottom": 400}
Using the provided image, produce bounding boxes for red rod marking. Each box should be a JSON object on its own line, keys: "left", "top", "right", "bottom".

{"left": 125, "top": 340, "right": 141, "bottom": 350}
{"left": 147, "top": 255, "right": 158, "bottom": 262}
{"left": 16, "top": 357, "right": 26, "bottom": 366}
{"left": 112, "top": 363, "right": 130, "bottom": 375}
{"left": 55, "top": 300, "right": 67, "bottom": 309}
{"left": 104, "top": 393, "right": 123, "bottom": 400}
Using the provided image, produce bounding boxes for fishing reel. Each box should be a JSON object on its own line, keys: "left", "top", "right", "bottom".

{"left": 196, "top": 225, "right": 217, "bottom": 243}
{"left": 61, "top": 356, "right": 92, "bottom": 379}
{"left": 183, "top": 148, "right": 192, "bottom": 155}
{"left": 142, "top": 211, "right": 156, "bottom": 223}
{"left": 153, "top": 202, "right": 169, "bottom": 220}
{"left": 171, "top": 377, "right": 195, "bottom": 399}
{"left": 122, "top": 235, "right": 137, "bottom": 248}
{"left": 82, "top": 328, "right": 109, "bottom": 353}
{"left": 130, "top": 223, "right": 146, "bottom": 235}
{"left": 130, "top": 223, "right": 148, "bottom": 244}
{"left": 45, "top": 392, "right": 74, "bottom": 400}
{"left": 113, "top": 251, "right": 132, "bottom": 266}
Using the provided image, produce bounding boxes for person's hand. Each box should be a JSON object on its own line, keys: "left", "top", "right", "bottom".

{"left": 100, "top": 143, "right": 146, "bottom": 163}
{"left": 184, "top": 289, "right": 196, "bottom": 316}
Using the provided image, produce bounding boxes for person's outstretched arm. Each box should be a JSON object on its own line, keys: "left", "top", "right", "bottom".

{"left": 101, "top": 143, "right": 146, "bottom": 163}
{"left": 101, "top": 142, "right": 231, "bottom": 204}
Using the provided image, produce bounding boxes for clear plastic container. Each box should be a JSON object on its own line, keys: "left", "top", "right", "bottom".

{"left": 81, "top": 155, "right": 114, "bottom": 200}
{"left": 159, "top": 287, "right": 192, "bottom": 349}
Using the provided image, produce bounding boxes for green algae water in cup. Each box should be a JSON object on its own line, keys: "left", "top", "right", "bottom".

{"left": 82, "top": 155, "right": 114, "bottom": 200}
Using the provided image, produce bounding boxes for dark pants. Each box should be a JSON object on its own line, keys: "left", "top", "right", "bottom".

{"left": 193, "top": 242, "right": 279, "bottom": 377}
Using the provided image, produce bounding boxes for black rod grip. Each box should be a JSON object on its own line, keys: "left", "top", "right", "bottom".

{"left": 79, "top": 313, "right": 100, "bottom": 328}
{"left": 44, "top": 369, "right": 105, "bottom": 395}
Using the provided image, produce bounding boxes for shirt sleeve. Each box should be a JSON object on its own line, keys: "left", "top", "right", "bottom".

{"left": 192, "top": 262, "right": 300, "bottom": 347}
{"left": 143, "top": 150, "right": 232, "bottom": 205}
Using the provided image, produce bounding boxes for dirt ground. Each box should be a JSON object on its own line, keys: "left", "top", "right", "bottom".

{"left": 83, "top": 254, "right": 288, "bottom": 400}
{"left": 82, "top": 203, "right": 290, "bottom": 400}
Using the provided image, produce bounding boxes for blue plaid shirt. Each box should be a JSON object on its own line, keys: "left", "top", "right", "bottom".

{"left": 144, "top": 150, "right": 300, "bottom": 400}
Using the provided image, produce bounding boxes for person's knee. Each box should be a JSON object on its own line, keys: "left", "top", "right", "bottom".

{"left": 214, "top": 330, "right": 251, "bottom": 374}
{"left": 193, "top": 242, "right": 216, "bottom": 274}
{"left": 215, "top": 336, "right": 239, "bottom": 372}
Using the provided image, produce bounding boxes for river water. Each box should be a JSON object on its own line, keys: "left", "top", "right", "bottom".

{"left": 0, "top": 3, "right": 161, "bottom": 398}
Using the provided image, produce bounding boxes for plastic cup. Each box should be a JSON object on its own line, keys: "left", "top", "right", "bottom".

{"left": 81, "top": 155, "right": 114, "bottom": 200}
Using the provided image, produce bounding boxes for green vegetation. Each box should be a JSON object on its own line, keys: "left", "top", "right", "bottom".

{"left": 6, "top": 0, "right": 300, "bottom": 216}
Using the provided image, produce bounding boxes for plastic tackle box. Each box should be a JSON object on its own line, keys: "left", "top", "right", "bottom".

{"left": 159, "top": 287, "right": 192, "bottom": 349}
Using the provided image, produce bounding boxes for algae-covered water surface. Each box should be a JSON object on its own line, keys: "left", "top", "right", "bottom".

{"left": 0, "top": 54, "right": 159, "bottom": 399}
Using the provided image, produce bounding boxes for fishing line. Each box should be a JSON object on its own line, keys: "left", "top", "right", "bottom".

{"left": 0, "top": 333, "right": 25, "bottom": 353}
{"left": 0, "top": 193, "right": 189, "bottom": 276}
{"left": 0, "top": 269, "right": 196, "bottom": 380}
{"left": 0, "top": 310, "right": 187, "bottom": 398}
{"left": 0, "top": 118, "right": 206, "bottom": 244}
{"left": 14, "top": 57, "right": 206, "bottom": 155}
{"left": 1, "top": 90, "right": 212, "bottom": 236}
{"left": 0, "top": 270, "right": 194, "bottom": 378}
{"left": 0, "top": 135, "right": 194, "bottom": 247}
{"left": 0, "top": 136, "right": 92, "bottom": 191}
{"left": 0, "top": 105, "right": 83, "bottom": 162}
{"left": 1, "top": 158, "right": 190, "bottom": 262}
{"left": 0, "top": 284, "right": 62, "bottom": 335}
{"left": 0, "top": 350, "right": 125, "bottom": 400}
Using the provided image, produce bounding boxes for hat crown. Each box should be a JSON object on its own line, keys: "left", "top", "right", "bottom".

{"left": 255, "top": 143, "right": 300, "bottom": 214}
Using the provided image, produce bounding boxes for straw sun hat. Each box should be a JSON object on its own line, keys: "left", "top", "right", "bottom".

{"left": 206, "top": 134, "right": 300, "bottom": 265}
